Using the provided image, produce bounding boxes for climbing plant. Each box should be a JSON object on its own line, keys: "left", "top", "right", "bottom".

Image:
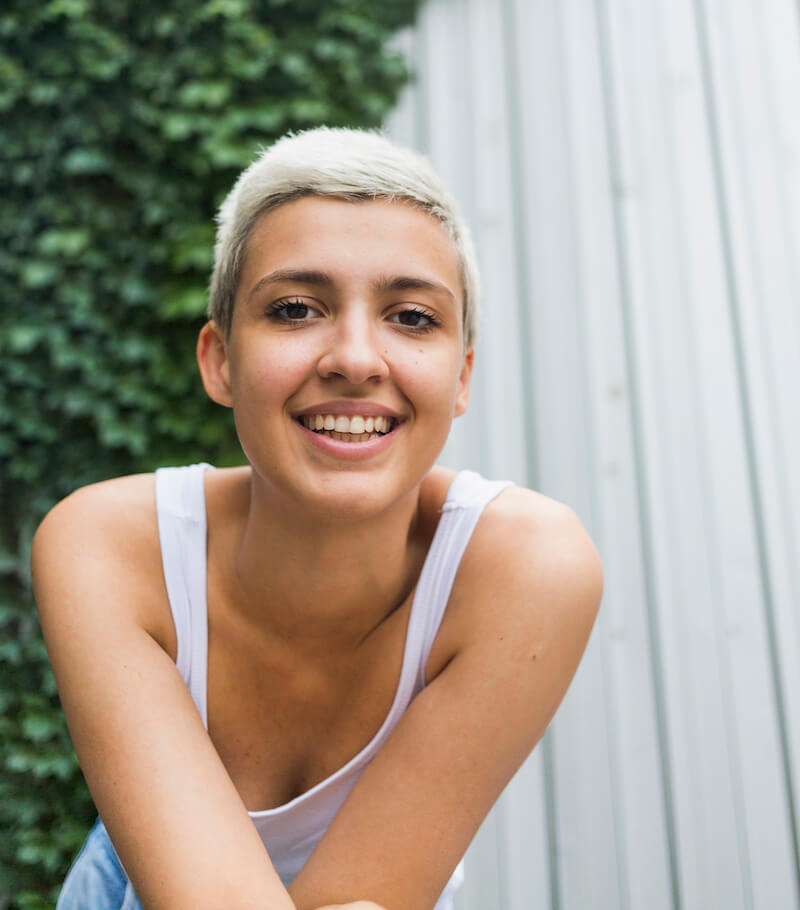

{"left": 0, "top": 0, "right": 420, "bottom": 905}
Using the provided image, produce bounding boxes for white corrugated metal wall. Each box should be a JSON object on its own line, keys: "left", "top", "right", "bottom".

{"left": 385, "top": 1, "right": 800, "bottom": 908}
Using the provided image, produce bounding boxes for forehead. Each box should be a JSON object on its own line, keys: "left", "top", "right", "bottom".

{"left": 238, "top": 196, "right": 463, "bottom": 298}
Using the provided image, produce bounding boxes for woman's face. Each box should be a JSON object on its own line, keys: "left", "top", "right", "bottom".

{"left": 199, "top": 195, "right": 473, "bottom": 518}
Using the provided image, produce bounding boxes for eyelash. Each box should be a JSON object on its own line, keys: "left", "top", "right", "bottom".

{"left": 264, "top": 299, "right": 441, "bottom": 333}
{"left": 388, "top": 307, "right": 441, "bottom": 333}
{"left": 265, "top": 298, "right": 320, "bottom": 322}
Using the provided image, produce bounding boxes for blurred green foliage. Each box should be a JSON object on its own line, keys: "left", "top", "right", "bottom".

{"left": 0, "top": 0, "right": 420, "bottom": 905}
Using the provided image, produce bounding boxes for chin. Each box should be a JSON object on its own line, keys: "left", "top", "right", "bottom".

{"left": 313, "top": 477, "right": 421, "bottom": 523}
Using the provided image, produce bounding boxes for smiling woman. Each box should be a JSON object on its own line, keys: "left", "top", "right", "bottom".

{"left": 199, "top": 194, "right": 472, "bottom": 518}
{"left": 31, "top": 128, "right": 603, "bottom": 910}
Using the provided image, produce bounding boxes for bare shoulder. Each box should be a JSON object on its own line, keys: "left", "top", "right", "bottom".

{"left": 473, "top": 484, "right": 603, "bottom": 593}
{"left": 446, "top": 484, "right": 603, "bottom": 655}
{"left": 34, "top": 471, "right": 156, "bottom": 534}
{"left": 33, "top": 472, "right": 159, "bottom": 574}
{"left": 31, "top": 473, "right": 170, "bottom": 646}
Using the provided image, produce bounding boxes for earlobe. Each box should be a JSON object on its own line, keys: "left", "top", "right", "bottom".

{"left": 196, "top": 321, "right": 233, "bottom": 408}
{"left": 454, "top": 348, "right": 474, "bottom": 417}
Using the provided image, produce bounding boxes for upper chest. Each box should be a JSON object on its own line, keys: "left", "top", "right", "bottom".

{"left": 204, "top": 587, "right": 417, "bottom": 812}
{"left": 145, "top": 465, "right": 466, "bottom": 812}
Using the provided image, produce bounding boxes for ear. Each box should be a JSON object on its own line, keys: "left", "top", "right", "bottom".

{"left": 454, "top": 348, "right": 474, "bottom": 417}
{"left": 196, "top": 321, "right": 233, "bottom": 408}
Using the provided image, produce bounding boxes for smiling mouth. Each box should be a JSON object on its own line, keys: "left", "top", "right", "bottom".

{"left": 297, "top": 413, "right": 399, "bottom": 443}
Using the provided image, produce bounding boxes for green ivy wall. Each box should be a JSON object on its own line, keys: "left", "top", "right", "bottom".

{"left": 0, "top": 2, "right": 420, "bottom": 906}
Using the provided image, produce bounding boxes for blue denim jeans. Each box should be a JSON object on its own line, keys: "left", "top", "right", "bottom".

{"left": 56, "top": 818, "right": 143, "bottom": 910}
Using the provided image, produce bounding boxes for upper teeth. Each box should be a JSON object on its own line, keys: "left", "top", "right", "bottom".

{"left": 300, "top": 414, "right": 394, "bottom": 434}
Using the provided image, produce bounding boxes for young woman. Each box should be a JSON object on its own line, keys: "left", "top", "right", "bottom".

{"left": 32, "top": 127, "right": 603, "bottom": 910}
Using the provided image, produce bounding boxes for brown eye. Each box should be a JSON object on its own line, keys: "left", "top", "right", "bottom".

{"left": 397, "top": 311, "right": 429, "bottom": 327}
{"left": 388, "top": 308, "right": 440, "bottom": 331}
{"left": 266, "top": 298, "right": 322, "bottom": 323}
{"left": 284, "top": 301, "right": 310, "bottom": 320}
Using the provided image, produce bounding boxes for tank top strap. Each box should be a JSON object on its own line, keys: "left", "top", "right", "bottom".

{"left": 154, "top": 463, "right": 214, "bottom": 727}
{"left": 407, "top": 470, "right": 514, "bottom": 690}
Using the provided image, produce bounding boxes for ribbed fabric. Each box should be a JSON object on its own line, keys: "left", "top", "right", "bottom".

{"left": 154, "top": 463, "right": 212, "bottom": 725}
{"left": 154, "top": 464, "right": 512, "bottom": 909}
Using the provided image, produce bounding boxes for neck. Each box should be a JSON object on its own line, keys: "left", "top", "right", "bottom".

{"left": 214, "top": 470, "right": 432, "bottom": 652}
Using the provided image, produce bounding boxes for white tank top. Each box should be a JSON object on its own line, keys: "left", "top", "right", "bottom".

{"left": 154, "top": 463, "right": 512, "bottom": 909}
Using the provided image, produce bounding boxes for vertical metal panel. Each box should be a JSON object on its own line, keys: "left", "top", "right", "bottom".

{"left": 386, "top": 0, "right": 800, "bottom": 907}
{"left": 690, "top": 0, "right": 800, "bottom": 903}
{"left": 695, "top": 2, "right": 800, "bottom": 898}
{"left": 595, "top": 0, "right": 757, "bottom": 905}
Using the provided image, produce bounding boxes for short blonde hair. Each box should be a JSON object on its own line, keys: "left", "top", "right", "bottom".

{"left": 208, "top": 127, "right": 480, "bottom": 348}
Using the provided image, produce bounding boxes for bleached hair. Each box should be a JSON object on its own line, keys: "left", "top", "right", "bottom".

{"left": 208, "top": 126, "right": 480, "bottom": 348}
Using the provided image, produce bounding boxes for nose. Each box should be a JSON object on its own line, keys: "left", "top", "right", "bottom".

{"left": 316, "top": 310, "right": 390, "bottom": 385}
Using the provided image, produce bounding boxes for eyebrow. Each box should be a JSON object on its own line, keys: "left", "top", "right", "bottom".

{"left": 247, "top": 268, "right": 455, "bottom": 303}
{"left": 374, "top": 275, "right": 455, "bottom": 301}
{"left": 248, "top": 269, "right": 332, "bottom": 300}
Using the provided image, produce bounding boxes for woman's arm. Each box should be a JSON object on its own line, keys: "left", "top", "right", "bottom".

{"left": 313, "top": 904, "right": 387, "bottom": 909}
{"left": 32, "top": 477, "right": 296, "bottom": 910}
{"left": 289, "top": 489, "right": 603, "bottom": 910}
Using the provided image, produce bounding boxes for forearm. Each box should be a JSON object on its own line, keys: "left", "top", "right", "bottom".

{"left": 311, "top": 904, "right": 388, "bottom": 910}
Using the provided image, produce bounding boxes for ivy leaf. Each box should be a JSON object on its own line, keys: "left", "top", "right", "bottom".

{"left": 62, "top": 148, "right": 111, "bottom": 174}
{"left": 21, "top": 714, "right": 62, "bottom": 744}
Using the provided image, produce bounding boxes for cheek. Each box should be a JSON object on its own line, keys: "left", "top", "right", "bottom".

{"left": 392, "top": 346, "right": 465, "bottom": 415}
{"left": 231, "top": 337, "right": 316, "bottom": 399}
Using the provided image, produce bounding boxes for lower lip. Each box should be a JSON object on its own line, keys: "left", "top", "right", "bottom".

{"left": 295, "top": 420, "right": 402, "bottom": 460}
